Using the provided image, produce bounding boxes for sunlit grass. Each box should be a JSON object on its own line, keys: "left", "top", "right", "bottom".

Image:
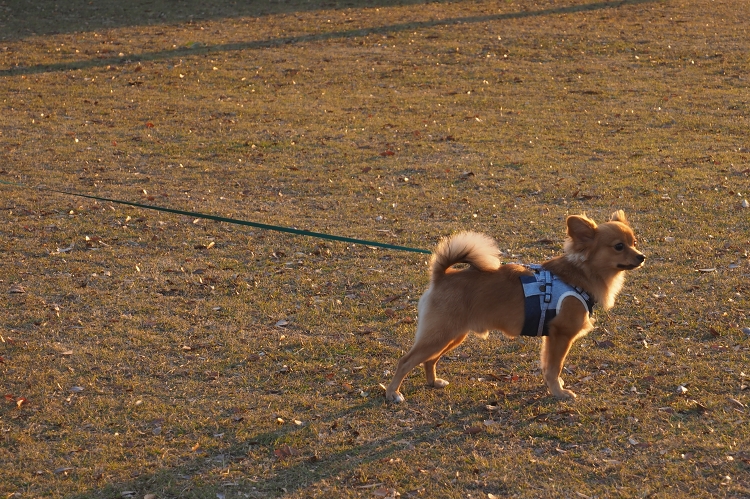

{"left": 1, "top": 0, "right": 749, "bottom": 497}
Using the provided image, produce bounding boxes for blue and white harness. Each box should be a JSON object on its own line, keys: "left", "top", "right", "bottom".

{"left": 519, "top": 264, "right": 596, "bottom": 337}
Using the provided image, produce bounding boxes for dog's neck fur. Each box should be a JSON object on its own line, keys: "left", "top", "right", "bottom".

{"left": 542, "top": 253, "right": 625, "bottom": 310}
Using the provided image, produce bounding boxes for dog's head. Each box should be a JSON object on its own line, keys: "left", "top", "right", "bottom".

{"left": 564, "top": 210, "right": 645, "bottom": 273}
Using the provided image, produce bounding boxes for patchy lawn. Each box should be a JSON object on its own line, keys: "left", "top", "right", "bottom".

{"left": 1, "top": 0, "right": 748, "bottom": 497}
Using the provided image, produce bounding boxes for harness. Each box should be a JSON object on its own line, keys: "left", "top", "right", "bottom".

{"left": 519, "top": 264, "right": 596, "bottom": 337}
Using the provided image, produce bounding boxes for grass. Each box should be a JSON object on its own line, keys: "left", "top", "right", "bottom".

{"left": 1, "top": 0, "right": 749, "bottom": 497}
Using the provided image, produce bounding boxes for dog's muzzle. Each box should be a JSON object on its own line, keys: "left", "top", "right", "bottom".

{"left": 618, "top": 254, "right": 645, "bottom": 270}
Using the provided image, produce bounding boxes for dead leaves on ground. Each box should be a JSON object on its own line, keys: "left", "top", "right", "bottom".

{"left": 273, "top": 444, "right": 300, "bottom": 460}
{"left": 4, "top": 393, "right": 28, "bottom": 409}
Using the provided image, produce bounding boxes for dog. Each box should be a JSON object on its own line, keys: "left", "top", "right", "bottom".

{"left": 385, "top": 210, "right": 644, "bottom": 403}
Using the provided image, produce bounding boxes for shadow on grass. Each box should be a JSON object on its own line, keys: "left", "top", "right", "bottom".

{"left": 2, "top": 0, "right": 659, "bottom": 76}
{"left": 67, "top": 399, "right": 457, "bottom": 498}
{"left": 1, "top": 0, "right": 471, "bottom": 40}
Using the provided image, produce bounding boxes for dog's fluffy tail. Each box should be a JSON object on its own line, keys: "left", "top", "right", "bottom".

{"left": 430, "top": 231, "right": 501, "bottom": 280}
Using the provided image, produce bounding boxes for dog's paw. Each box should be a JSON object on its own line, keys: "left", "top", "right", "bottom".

{"left": 431, "top": 378, "right": 450, "bottom": 389}
{"left": 552, "top": 388, "right": 577, "bottom": 400}
{"left": 386, "top": 392, "right": 405, "bottom": 404}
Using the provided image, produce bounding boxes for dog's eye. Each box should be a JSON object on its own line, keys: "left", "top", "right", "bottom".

{"left": 614, "top": 243, "right": 624, "bottom": 251}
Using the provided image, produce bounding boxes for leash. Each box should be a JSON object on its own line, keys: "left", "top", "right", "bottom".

{"left": 0, "top": 179, "right": 431, "bottom": 254}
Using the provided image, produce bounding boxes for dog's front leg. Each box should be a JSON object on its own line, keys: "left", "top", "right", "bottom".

{"left": 541, "top": 303, "right": 594, "bottom": 400}
{"left": 540, "top": 328, "right": 579, "bottom": 400}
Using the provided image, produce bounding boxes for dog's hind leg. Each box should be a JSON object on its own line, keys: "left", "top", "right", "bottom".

{"left": 424, "top": 333, "right": 468, "bottom": 389}
{"left": 385, "top": 328, "right": 461, "bottom": 403}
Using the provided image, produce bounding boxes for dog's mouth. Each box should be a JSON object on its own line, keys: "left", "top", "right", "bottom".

{"left": 617, "top": 263, "right": 643, "bottom": 270}
{"left": 618, "top": 253, "right": 645, "bottom": 270}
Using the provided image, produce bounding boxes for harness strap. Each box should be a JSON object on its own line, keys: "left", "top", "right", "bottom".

{"left": 537, "top": 270, "right": 553, "bottom": 335}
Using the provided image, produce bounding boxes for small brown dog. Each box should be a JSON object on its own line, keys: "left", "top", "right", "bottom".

{"left": 385, "top": 210, "right": 644, "bottom": 403}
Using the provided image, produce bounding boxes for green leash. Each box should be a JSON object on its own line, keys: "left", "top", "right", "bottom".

{"left": 0, "top": 179, "right": 431, "bottom": 255}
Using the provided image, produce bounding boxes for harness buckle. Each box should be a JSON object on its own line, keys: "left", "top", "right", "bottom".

{"left": 543, "top": 271, "right": 553, "bottom": 304}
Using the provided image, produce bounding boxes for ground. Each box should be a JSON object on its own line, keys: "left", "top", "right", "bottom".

{"left": 1, "top": 0, "right": 749, "bottom": 497}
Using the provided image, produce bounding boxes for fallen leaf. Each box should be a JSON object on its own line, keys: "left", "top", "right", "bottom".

{"left": 728, "top": 397, "right": 745, "bottom": 409}
{"left": 355, "top": 483, "right": 384, "bottom": 490}
{"left": 56, "top": 242, "right": 75, "bottom": 253}
{"left": 9, "top": 284, "right": 25, "bottom": 294}
{"left": 53, "top": 467, "right": 74, "bottom": 474}
{"left": 274, "top": 445, "right": 299, "bottom": 459}
{"left": 380, "top": 150, "right": 395, "bottom": 157}
{"left": 676, "top": 385, "right": 688, "bottom": 395}
{"left": 595, "top": 339, "right": 615, "bottom": 349}
{"left": 463, "top": 426, "right": 483, "bottom": 435}
{"left": 70, "top": 386, "right": 84, "bottom": 393}
{"left": 16, "top": 397, "right": 27, "bottom": 408}
{"left": 275, "top": 319, "right": 289, "bottom": 327}
{"left": 373, "top": 488, "right": 400, "bottom": 498}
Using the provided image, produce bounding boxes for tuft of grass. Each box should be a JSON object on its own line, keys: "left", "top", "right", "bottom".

{"left": 1, "top": 0, "right": 749, "bottom": 497}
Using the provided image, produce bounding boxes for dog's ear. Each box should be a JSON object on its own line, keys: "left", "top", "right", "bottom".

{"left": 566, "top": 215, "right": 597, "bottom": 244}
{"left": 610, "top": 210, "right": 629, "bottom": 225}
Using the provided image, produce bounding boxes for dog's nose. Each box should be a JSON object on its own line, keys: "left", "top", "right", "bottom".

{"left": 636, "top": 253, "right": 645, "bottom": 263}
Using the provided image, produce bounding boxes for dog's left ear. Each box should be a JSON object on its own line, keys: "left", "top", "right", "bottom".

{"left": 567, "top": 215, "right": 597, "bottom": 243}
{"left": 610, "top": 210, "right": 629, "bottom": 225}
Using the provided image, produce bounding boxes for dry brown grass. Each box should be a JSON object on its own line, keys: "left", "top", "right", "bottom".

{"left": 1, "top": 0, "right": 749, "bottom": 497}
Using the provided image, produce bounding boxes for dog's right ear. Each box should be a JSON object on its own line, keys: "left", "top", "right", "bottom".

{"left": 566, "top": 215, "right": 597, "bottom": 245}
{"left": 610, "top": 210, "right": 630, "bottom": 225}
